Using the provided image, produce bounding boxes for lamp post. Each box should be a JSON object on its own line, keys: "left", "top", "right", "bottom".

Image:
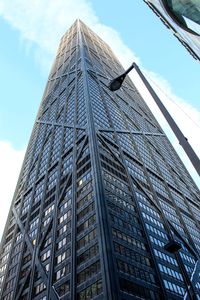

{"left": 108, "top": 63, "right": 200, "bottom": 299}
{"left": 108, "top": 62, "right": 200, "bottom": 177}
{"left": 164, "top": 240, "right": 198, "bottom": 300}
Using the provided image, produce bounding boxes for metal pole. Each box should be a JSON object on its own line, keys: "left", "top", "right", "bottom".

{"left": 130, "top": 63, "right": 200, "bottom": 298}
{"left": 108, "top": 62, "right": 200, "bottom": 297}
{"left": 132, "top": 62, "right": 200, "bottom": 177}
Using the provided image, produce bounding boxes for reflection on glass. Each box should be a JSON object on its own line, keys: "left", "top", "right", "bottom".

{"left": 162, "top": 0, "right": 200, "bottom": 35}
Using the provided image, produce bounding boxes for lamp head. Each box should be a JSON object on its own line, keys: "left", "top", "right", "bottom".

{"left": 108, "top": 63, "right": 135, "bottom": 92}
{"left": 108, "top": 74, "right": 126, "bottom": 91}
{"left": 164, "top": 240, "right": 182, "bottom": 253}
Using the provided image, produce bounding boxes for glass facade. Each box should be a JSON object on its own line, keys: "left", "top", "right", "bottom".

{"left": 144, "top": 0, "right": 200, "bottom": 61}
{"left": 0, "top": 20, "right": 200, "bottom": 300}
{"left": 162, "top": 0, "right": 200, "bottom": 34}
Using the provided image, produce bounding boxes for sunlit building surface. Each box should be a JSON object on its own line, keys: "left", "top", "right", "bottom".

{"left": 144, "top": 0, "right": 200, "bottom": 62}
{"left": 0, "top": 20, "right": 200, "bottom": 300}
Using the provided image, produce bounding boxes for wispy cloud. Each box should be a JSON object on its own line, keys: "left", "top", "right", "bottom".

{"left": 0, "top": 0, "right": 199, "bottom": 238}
{"left": 0, "top": 0, "right": 95, "bottom": 52}
{"left": 0, "top": 0, "right": 140, "bottom": 70}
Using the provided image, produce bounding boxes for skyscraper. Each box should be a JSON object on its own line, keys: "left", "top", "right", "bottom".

{"left": 0, "top": 19, "right": 200, "bottom": 300}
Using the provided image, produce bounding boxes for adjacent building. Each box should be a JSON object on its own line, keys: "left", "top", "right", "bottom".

{"left": 0, "top": 20, "right": 200, "bottom": 300}
{"left": 144, "top": 0, "right": 200, "bottom": 62}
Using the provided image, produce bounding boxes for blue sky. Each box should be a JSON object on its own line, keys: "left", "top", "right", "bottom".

{"left": 0, "top": 1, "right": 199, "bottom": 147}
{"left": 0, "top": 0, "right": 199, "bottom": 236}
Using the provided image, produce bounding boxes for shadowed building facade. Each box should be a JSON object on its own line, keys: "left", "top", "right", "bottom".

{"left": 0, "top": 20, "right": 200, "bottom": 300}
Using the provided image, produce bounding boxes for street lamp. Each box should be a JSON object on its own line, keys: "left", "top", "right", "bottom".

{"left": 108, "top": 64, "right": 135, "bottom": 91}
{"left": 109, "top": 63, "right": 200, "bottom": 299}
{"left": 164, "top": 240, "right": 198, "bottom": 300}
{"left": 164, "top": 240, "right": 182, "bottom": 253}
{"left": 108, "top": 62, "right": 200, "bottom": 177}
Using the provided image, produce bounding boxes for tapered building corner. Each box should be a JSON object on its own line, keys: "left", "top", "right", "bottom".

{"left": 0, "top": 20, "right": 200, "bottom": 300}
